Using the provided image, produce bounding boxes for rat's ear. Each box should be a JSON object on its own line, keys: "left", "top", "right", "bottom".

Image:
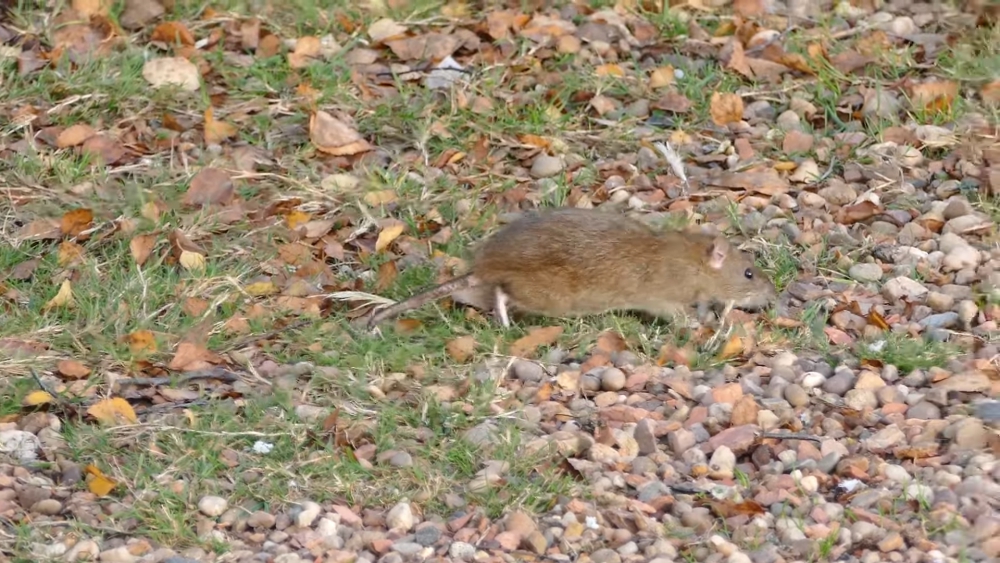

{"left": 707, "top": 237, "right": 729, "bottom": 269}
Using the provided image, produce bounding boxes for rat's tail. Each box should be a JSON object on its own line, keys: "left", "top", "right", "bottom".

{"left": 365, "top": 273, "right": 478, "bottom": 330}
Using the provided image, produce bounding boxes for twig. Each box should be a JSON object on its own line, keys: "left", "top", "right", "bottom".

{"left": 217, "top": 318, "right": 312, "bottom": 353}
{"left": 761, "top": 432, "right": 822, "bottom": 442}
{"left": 115, "top": 367, "right": 242, "bottom": 388}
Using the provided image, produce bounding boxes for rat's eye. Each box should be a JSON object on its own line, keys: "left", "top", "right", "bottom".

{"left": 744, "top": 268, "right": 753, "bottom": 279}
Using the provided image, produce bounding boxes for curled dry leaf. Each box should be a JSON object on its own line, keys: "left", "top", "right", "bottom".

{"left": 709, "top": 91, "right": 744, "bottom": 126}
{"left": 126, "top": 330, "right": 157, "bottom": 355}
{"left": 368, "top": 18, "right": 408, "bottom": 43}
{"left": 87, "top": 397, "right": 138, "bottom": 425}
{"left": 288, "top": 36, "right": 321, "bottom": 69}
{"left": 203, "top": 107, "right": 238, "bottom": 145}
{"left": 183, "top": 167, "right": 234, "bottom": 206}
{"left": 150, "top": 21, "right": 195, "bottom": 46}
{"left": 61, "top": 208, "right": 94, "bottom": 237}
{"left": 43, "top": 280, "right": 75, "bottom": 311}
{"left": 130, "top": 234, "right": 156, "bottom": 266}
{"left": 142, "top": 56, "right": 201, "bottom": 91}
{"left": 446, "top": 335, "right": 476, "bottom": 363}
{"left": 56, "top": 124, "right": 96, "bottom": 148}
{"left": 375, "top": 221, "right": 405, "bottom": 253}
{"left": 84, "top": 465, "right": 117, "bottom": 497}
{"left": 309, "top": 110, "right": 372, "bottom": 156}
{"left": 509, "top": 326, "right": 564, "bottom": 359}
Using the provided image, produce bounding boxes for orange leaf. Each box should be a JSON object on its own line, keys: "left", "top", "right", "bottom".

{"left": 57, "top": 359, "right": 91, "bottom": 379}
{"left": 509, "top": 326, "right": 563, "bottom": 358}
{"left": 288, "top": 35, "right": 320, "bottom": 69}
{"left": 183, "top": 167, "right": 234, "bottom": 206}
{"left": 909, "top": 80, "right": 958, "bottom": 114}
{"left": 130, "top": 234, "right": 156, "bottom": 266}
{"left": 446, "top": 335, "right": 476, "bottom": 363}
{"left": 709, "top": 91, "right": 744, "bottom": 126}
{"left": 127, "top": 330, "right": 157, "bottom": 355}
{"left": 56, "top": 124, "right": 96, "bottom": 148}
{"left": 57, "top": 240, "right": 85, "bottom": 267}
{"left": 84, "top": 464, "right": 117, "bottom": 497}
{"left": 309, "top": 110, "right": 372, "bottom": 156}
{"left": 203, "top": 107, "right": 238, "bottom": 145}
{"left": 87, "top": 397, "right": 138, "bottom": 425}
{"left": 61, "top": 208, "right": 94, "bottom": 237}
{"left": 150, "top": 21, "right": 195, "bottom": 46}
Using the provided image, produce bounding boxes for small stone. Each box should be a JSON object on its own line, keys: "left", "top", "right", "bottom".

{"left": 30, "top": 498, "right": 62, "bottom": 515}
{"left": 848, "top": 263, "right": 882, "bottom": 283}
{"left": 530, "top": 155, "right": 563, "bottom": 178}
{"left": 98, "top": 546, "right": 138, "bottom": 563}
{"left": 601, "top": 367, "right": 626, "bottom": 391}
{"left": 506, "top": 510, "right": 537, "bottom": 536}
{"left": 668, "top": 428, "right": 697, "bottom": 453}
{"left": 294, "top": 405, "right": 327, "bottom": 422}
{"left": 708, "top": 446, "right": 736, "bottom": 479}
{"left": 942, "top": 245, "right": 981, "bottom": 272}
{"left": 247, "top": 510, "right": 276, "bottom": 529}
{"left": 907, "top": 402, "right": 941, "bottom": 420}
{"left": 882, "top": 276, "right": 928, "bottom": 302}
{"left": 919, "top": 312, "right": 959, "bottom": 329}
{"left": 926, "top": 292, "right": 955, "bottom": 312}
{"left": 522, "top": 530, "right": 548, "bottom": 554}
{"left": 844, "top": 389, "right": 878, "bottom": 411}
{"left": 801, "top": 372, "right": 826, "bottom": 389}
{"left": 957, "top": 299, "right": 978, "bottom": 327}
{"left": 510, "top": 360, "right": 544, "bottom": 382}
{"left": 878, "top": 531, "right": 905, "bottom": 552}
{"left": 449, "top": 541, "right": 476, "bottom": 561}
{"left": 854, "top": 371, "right": 886, "bottom": 390}
{"left": 634, "top": 418, "right": 658, "bottom": 456}
{"left": 65, "top": 540, "right": 100, "bottom": 562}
{"left": 822, "top": 372, "right": 855, "bottom": 396}
{"left": 198, "top": 495, "right": 228, "bottom": 517}
{"left": 414, "top": 522, "right": 442, "bottom": 546}
{"left": 386, "top": 501, "right": 415, "bottom": 532}
{"left": 783, "top": 384, "right": 810, "bottom": 408}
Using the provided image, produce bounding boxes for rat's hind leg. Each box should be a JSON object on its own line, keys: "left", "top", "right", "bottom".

{"left": 494, "top": 286, "right": 511, "bottom": 328}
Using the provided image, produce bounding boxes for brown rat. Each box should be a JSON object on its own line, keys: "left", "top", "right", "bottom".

{"left": 365, "top": 207, "right": 777, "bottom": 330}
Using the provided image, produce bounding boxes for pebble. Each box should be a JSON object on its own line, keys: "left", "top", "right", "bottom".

{"left": 198, "top": 495, "right": 228, "bottom": 517}
{"left": 601, "top": 367, "right": 626, "bottom": 391}
{"left": 386, "top": 501, "right": 415, "bottom": 532}
{"left": 530, "top": 155, "right": 563, "bottom": 178}
{"left": 294, "top": 501, "right": 321, "bottom": 527}
{"left": 848, "top": 262, "right": 882, "bottom": 283}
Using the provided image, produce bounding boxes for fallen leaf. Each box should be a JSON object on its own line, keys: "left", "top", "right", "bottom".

{"left": 704, "top": 499, "right": 766, "bottom": 518}
{"left": 142, "top": 56, "right": 201, "bottom": 91}
{"left": 824, "top": 326, "right": 853, "bottom": 346}
{"left": 509, "top": 326, "right": 563, "bottom": 358}
{"left": 446, "top": 335, "right": 476, "bottom": 363}
{"left": 9, "top": 259, "right": 39, "bottom": 281}
{"left": 183, "top": 167, "right": 234, "bottom": 206}
{"left": 394, "top": 318, "right": 423, "bottom": 333}
{"left": 909, "top": 80, "right": 958, "bottom": 114}
{"left": 652, "top": 91, "right": 693, "bottom": 113}
{"left": 704, "top": 167, "right": 789, "bottom": 195}
{"left": 168, "top": 342, "right": 216, "bottom": 371}
{"left": 595, "top": 63, "right": 625, "bottom": 77}
{"left": 709, "top": 91, "right": 744, "bottom": 126}
{"left": 179, "top": 250, "right": 206, "bottom": 272}
{"left": 245, "top": 280, "right": 279, "bottom": 296}
{"left": 57, "top": 241, "right": 85, "bottom": 267}
{"left": 309, "top": 110, "right": 372, "bottom": 156}
{"left": 364, "top": 190, "right": 397, "bottom": 206}
{"left": 385, "top": 32, "right": 461, "bottom": 62}
{"left": 203, "top": 107, "right": 238, "bottom": 145}
{"left": 649, "top": 66, "right": 675, "bottom": 88}
{"left": 87, "top": 397, "right": 138, "bottom": 425}
{"left": 72, "top": 0, "right": 111, "bottom": 17}
{"left": 257, "top": 34, "right": 282, "bottom": 58}
{"left": 80, "top": 134, "right": 126, "bottom": 166}
{"left": 150, "top": 21, "right": 195, "bottom": 46}
{"left": 595, "top": 331, "right": 627, "bottom": 354}
{"left": 375, "top": 221, "right": 405, "bottom": 253}
{"left": 288, "top": 35, "right": 322, "bottom": 69}
{"left": 130, "top": 234, "right": 156, "bottom": 265}
{"left": 835, "top": 200, "right": 881, "bottom": 224}
{"left": 56, "top": 124, "right": 96, "bottom": 148}
{"left": 61, "top": 208, "right": 94, "bottom": 237}
{"left": 57, "top": 359, "right": 91, "bottom": 379}
{"left": 16, "top": 219, "right": 62, "bottom": 241}
{"left": 182, "top": 297, "right": 209, "bottom": 317}
{"left": 982, "top": 79, "right": 1000, "bottom": 106}
{"left": 716, "top": 335, "right": 748, "bottom": 360}
{"left": 84, "top": 465, "right": 117, "bottom": 497}
{"left": 127, "top": 330, "right": 157, "bottom": 354}
{"left": 368, "top": 18, "right": 408, "bottom": 43}
{"left": 43, "top": 280, "right": 75, "bottom": 311}
{"left": 23, "top": 390, "right": 55, "bottom": 406}
{"left": 830, "top": 51, "right": 873, "bottom": 75}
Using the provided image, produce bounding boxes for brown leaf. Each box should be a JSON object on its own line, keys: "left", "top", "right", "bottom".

{"left": 733, "top": 0, "right": 766, "bottom": 17}
{"left": 57, "top": 359, "right": 92, "bottom": 379}
{"left": 717, "top": 335, "right": 748, "bottom": 360}
{"left": 375, "top": 260, "right": 398, "bottom": 292}
{"left": 704, "top": 167, "right": 789, "bottom": 195}
{"left": 52, "top": 9, "right": 115, "bottom": 61}
{"left": 203, "top": 107, "right": 238, "bottom": 145}
{"left": 72, "top": 0, "right": 111, "bottom": 17}
{"left": 651, "top": 91, "right": 693, "bottom": 113}
{"left": 982, "top": 79, "right": 1000, "bottom": 106}
{"left": 509, "top": 326, "right": 563, "bottom": 358}
{"left": 722, "top": 37, "right": 752, "bottom": 79}
{"left": 23, "top": 390, "right": 55, "bottom": 406}
{"left": 150, "top": 21, "right": 195, "bottom": 46}
{"left": 60, "top": 208, "right": 93, "bottom": 237}
{"left": 80, "top": 134, "right": 126, "bottom": 165}
{"left": 386, "top": 32, "right": 461, "bottom": 61}
{"left": 10, "top": 259, "right": 39, "bottom": 281}
{"left": 257, "top": 34, "right": 282, "bottom": 58}
{"left": 240, "top": 17, "right": 261, "bottom": 50}
{"left": 824, "top": 326, "right": 853, "bottom": 346}
{"left": 288, "top": 35, "right": 321, "bottom": 69}
{"left": 130, "top": 234, "right": 156, "bottom": 265}
{"left": 830, "top": 51, "right": 873, "bottom": 74}
{"left": 368, "top": 18, "right": 408, "bottom": 43}
{"left": 375, "top": 221, "right": 405, "bottom": 253}
{"left": 704, "top": 499, "right": 766, "bottom": 518}
{"left": 182, "top": 297, "right": 210, "bottom": 317}
{"left": 709, "top": 91, "right": 744, "bottom": 126}
{"left": 835, "top": 201, "right": 881, "bottom": 224}
{"left": 183, "top": 167, "right": 234, "bottom": 206}
{"left": 595, "top": 330, "right": 627, "bottom": 354}
{"left": 309, "top": 110, "right": 372, "bottom": 156}
{"left": 16, "top": 219, "right": 61, "bottom": 241}
{"left": 867, "top": 309, "right": 889, "bottom": 331}
{"left": 168, "top": 342, "right": 217, "bottom": 371}
{"left": 782, "top": 130, "right": 814, "bottom": 154}
{"left": 446, "top": 335, "right": 476, "bottom": 363}
{"left": 649, "top": 66, "right": 675, "bottom": 89}
{"left": 56, "top": 124, "right": 96, "bottom": 148}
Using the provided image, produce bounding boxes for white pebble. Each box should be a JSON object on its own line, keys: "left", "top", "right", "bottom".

{"left": 198, "top": 495, "right": 228, "bottom": 517}
{"left": 386, "top": 500, "right": 415, "bottom": 532}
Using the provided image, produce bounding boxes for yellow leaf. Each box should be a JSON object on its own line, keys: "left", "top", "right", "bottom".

{"left": 595, "top": 63, "right": 625, "bottom": 77}
{"left": 285, "top": 210, "right": 311, "bottom": 230}
{"left": 245, "top": 281, "right": 279, "bottom": 296}
{"left": 716, "top": 335, "right": 746, "bottom": 360}
{"left": 140, "top": 201, "right": 161, "bottom": 222}
{"left": 649, "top": 66, "right": 675, "bottom": 89}
{"left": 203, "top": 106, "right": 238, "bottom": 145}
{"left": 363, "top": 190, "right": 397, "bottom": 206}
{"left": 179, "top": 250, "right": 206, "bottom": 271}
{"left": 23, "top": 390, "right": 55, "bottom": 406}
{"left": 87, "top": 397, "right": 138, "bottom": 425}
{"left": 57, "top": 241, "right": 85, "bottom": 267}
{"left": 43, "top": 280, "right": 75, "bottom": 311}
{"left": 375, "top": 222, "right": 405, "bottom": 253}
{"left": 84, "top": 464, "right": 117, "bottom": 497}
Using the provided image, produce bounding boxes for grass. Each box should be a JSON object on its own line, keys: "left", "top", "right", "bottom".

{"left": 0, "top": 0, "right": 997, "bottom": 558}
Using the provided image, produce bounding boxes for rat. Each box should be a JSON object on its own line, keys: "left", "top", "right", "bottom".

{"left": 364, "top": 207, "right": 777, "bottom": 330}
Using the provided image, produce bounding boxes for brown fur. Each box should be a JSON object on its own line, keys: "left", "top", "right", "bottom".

{"left": 365, "top": 207, "right": 777, "bottom": 329}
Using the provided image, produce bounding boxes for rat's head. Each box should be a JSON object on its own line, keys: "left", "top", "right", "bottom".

{"left": 701, "top": 236, "right": 777, "bottom": 310}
